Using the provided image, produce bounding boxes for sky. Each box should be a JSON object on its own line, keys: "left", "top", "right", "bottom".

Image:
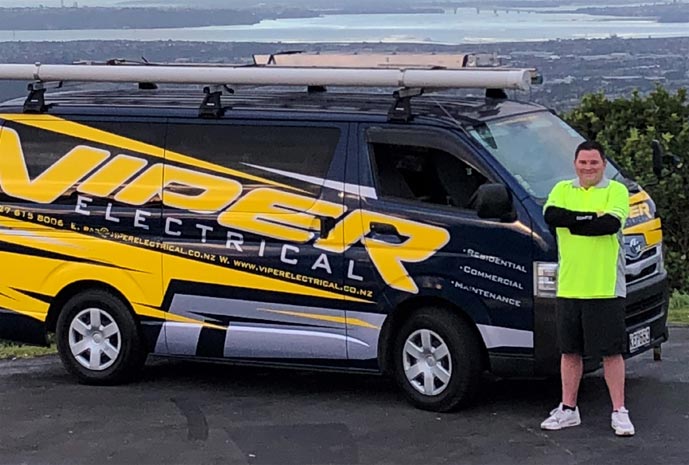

{"left": 1, "top": 0, "right": 380, "bottom": 6}
{"left": 0, "top": 0, "right": 504, "bottom": 7}
{"left": 0, "top": 0, "right": 669, "bottom": 11}
{"left": 0, "top": 1, "right": 446, "bottom": 10}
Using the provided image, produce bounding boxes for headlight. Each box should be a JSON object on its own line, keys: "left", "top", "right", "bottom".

{"left": 534, "top": 262, "right": 558, "bottom": 298}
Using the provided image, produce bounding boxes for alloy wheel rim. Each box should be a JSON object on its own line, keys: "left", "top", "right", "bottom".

{"left": 403, "top": 329, "right": 452, "bottom": 396}
{"left": 68, "top": 307, "right": 121, "bottom": 371}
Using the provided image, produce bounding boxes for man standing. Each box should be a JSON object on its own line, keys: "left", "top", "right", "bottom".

{"left": 540, "top": 140, "right": 635, "bottom": 436}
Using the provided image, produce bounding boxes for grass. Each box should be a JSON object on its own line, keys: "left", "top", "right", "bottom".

{"left": 1, "top": 292, "right": 687, "bottom": 359}
{"left": 0, "top": 334, "right": 56, "bottom": 360}
{"left": 0, "top": 342, "right": 56, "bottom": 360}
{"left": 669, "top": 291, "right": 689, "bottom": 325}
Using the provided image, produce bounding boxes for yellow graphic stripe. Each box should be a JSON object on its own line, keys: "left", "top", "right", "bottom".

{"left": 133, "top": 303, "right": 226, "bottom": 330}
{"left": 0, "top": 287, "right": 50, "bottom": 322}
{"left": 0, "top": 215, "right": 370, "bottom": 321}
{"left": 260, "top": 309, "right": 380, "bottom": 329}
{"left": 0, "top": 113, "right": 304, "bottom": 193}
{"left": 624, "top": 218, "right": 663, "bottom": 247}
{"left": 629, "top": 191, "right": 650, "bottom": 204}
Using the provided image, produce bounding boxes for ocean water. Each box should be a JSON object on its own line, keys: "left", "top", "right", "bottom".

{"left": 0, "top": 8, "right": 687, "bottom": 43}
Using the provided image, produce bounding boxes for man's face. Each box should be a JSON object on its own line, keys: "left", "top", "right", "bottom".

{"left": 575, "top": 149, "right": 606, "bottom": 188}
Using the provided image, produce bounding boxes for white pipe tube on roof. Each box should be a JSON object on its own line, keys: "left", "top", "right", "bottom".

{"left": 0, "top": 64, "right": 40, "bottom": 80}
{"left": 402, "top": 69, "right": 531, "bottom": 91}
{"left": 0, "top": 63, "right": 533, "bottom": 91}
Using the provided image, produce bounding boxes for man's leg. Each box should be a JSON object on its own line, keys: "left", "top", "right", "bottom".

{"left": 557, "top": 299, "right": 584, "bottom": 407}
{"left": 541, "top": 299, "right": 583, "bottom": 430}
{"left": 561, "top": 353, "right": 583, "bottom": 407}
{"left": 603, "top": 354, "right": 625, "bottom": 410}
{"left": 587, "top": 298, "right": 634, "bottom": 435}
{"left": 587, "top": 299, "right": 627, "bottom": 411}
{"left": 605, "top": 354, "right": 634, "bottom": 435}
{"left": 541, "top": 351, "right": 583, "bottom": 430}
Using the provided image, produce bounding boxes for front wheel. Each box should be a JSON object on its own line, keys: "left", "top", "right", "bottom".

{"left": 393, "top": 307, "right": 483, "bottom": 412}
{"left": 56, "top": 290, "right": 145, "bottom": 384}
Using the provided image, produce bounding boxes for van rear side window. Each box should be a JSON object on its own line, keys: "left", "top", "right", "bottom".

{"left": 371, "top": 143, "right": 487, "bottom": 209}
{"left": 166, "top": 124, "right": 341, "bottom": 195}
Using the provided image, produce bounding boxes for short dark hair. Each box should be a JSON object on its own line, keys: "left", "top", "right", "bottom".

{"left": 575, "top": 140, "right": 606, "bottom": 161}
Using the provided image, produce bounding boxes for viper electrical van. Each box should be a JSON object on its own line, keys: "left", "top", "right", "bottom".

{"left": 0, "top": 55, "right": 668, "bottom": 411}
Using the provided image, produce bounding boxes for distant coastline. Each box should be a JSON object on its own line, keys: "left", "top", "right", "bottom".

{"left": 0, "top": 7, "right": 313, "bottom": 30}
{"left": 0, "top": 3, "right": 687, "bottom": 32}
{"left": 0, "top": 6, "right": 444, "bottom": 31}
{"left": 569, "top": 5, "right": 689, "bottom": 23}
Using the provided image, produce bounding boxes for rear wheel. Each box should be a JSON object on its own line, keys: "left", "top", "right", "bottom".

{"left": 56, "top": 290, "right": 145, "bottom": 384}
{"left": 393, "top": 307, "right": 483, "bottom": 412}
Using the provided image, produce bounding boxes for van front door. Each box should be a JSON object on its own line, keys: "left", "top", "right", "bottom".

{"left": 348, "top": 125, "right": 536, "bottom": 367}
{"left": 160, "top": 119, "right": 349, "bottom": 364}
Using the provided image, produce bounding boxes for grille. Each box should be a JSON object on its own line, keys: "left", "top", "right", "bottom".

{"left": 625, "top": 292, "right": 665, "bottom": 327}
{"left": 626, "top": 264, "right": 657, "bottom": 285}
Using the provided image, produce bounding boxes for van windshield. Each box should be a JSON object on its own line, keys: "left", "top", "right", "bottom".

{"left": 468, "top": 111, "right": 621, "bottom": 199}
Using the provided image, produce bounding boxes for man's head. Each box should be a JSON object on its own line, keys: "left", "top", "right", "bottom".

{"left": 574, "top": 140, "right": 607, "bottom": 188}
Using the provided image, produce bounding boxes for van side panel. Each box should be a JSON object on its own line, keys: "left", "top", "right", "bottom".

{"left": 0, "top": 115, "right": 166, "bottom": 349}
{"left": 156, "top": 119, "right": 356, "bottom": 362}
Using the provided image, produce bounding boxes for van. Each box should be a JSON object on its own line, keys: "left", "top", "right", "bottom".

{"left": 0, "top": 57, "right": 669, "bottom": 411}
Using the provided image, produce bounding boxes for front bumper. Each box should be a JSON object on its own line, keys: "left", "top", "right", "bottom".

{"left": 533, "top": 270, "right": 669, "bottom": 376}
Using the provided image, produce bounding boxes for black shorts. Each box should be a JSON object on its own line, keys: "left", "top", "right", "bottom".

{"left": 556, "top": 297, "right": 627, "bottom": 357}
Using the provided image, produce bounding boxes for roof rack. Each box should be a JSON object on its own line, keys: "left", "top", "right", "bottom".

{"left": 0, "top": 55, "right": 541, "bottom": 121}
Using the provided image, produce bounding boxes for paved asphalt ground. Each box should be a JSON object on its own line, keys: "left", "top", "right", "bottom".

{"left": 1, "top": 327, "right": 687, "bottom": 465}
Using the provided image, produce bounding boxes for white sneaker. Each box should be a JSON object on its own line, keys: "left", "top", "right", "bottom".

{"left": 611, "top": 407, "right": 635, "bottom": 436}
{"left": 540, "top": 403, "right": 581, "bottom": 430}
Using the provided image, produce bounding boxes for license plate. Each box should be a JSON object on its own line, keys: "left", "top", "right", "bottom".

{"left": 629, "top": 326, "right": 651, "bottom": 352}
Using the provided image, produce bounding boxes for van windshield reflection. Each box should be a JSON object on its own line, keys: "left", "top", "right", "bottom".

{"left": 469, "top": 112, "right": 620, "bottom": 199}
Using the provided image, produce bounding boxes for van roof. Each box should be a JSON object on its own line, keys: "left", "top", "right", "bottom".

{"left": 0, "top": 88, "right": 546, "bottom": 126}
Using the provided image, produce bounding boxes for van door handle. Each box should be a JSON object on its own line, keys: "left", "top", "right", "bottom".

{"left": 369, "top": 222, "right": 400, "bottom": 237}
{"left": 319, "top": 216, "right": 337, "bottom": 239}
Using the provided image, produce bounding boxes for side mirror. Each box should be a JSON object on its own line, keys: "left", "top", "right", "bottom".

{"left": 652, "top": 139, "right": 684, "bottom": 180}
{"left": 475, "top": 183, "right": 515, "bottom": 221}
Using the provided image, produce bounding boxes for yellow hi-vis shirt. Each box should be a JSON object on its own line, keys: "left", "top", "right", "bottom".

{"left": 544, "top": 178, "right": 629, "bottom": 299}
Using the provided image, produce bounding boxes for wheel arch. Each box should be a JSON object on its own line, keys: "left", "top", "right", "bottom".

{"left": 377, "top": 295, "right": 489, "bottom": 375}
{"left": 45, "top": 280, "right": 136, "bottom": 333}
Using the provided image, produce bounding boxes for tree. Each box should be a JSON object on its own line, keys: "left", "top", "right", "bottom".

{"left": 565, "top": 86, "right": 689, "bottom": 292}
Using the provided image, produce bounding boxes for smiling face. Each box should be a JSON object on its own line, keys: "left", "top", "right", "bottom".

{"left": 575, "top": 148, "right": 606, "bottom": 188}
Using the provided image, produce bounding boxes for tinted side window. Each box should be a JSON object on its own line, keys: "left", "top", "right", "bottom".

{"left": 371, "top": 143, "right": 487, "bottom": 209}
{"left": 0, "top": 119, "right": 165, "bottom": 235}
{"left": 166, "top": 124, "right": 341, "bottom": 196}
{"left": 0, "top": 120, "right": 164, "bottom": 181}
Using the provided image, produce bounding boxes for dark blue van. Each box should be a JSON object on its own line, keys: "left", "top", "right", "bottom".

{"left": 0, "top": 87, "right": 668, "bottom": 411}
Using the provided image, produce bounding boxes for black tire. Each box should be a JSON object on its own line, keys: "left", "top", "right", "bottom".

{"left": 56, "top": 289, "right": 146, "bottom": 385}
{"left": 393, "top": 307, "right": 483, "bottom": 412}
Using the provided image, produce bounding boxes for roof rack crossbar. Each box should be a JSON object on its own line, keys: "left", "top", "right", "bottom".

{"left": 388, "top": 87, "right": 424, "bottom": 123}
{"left": 23, "top": 80, "right": 62, "bottom": 113}
{"left": 198, "top": 85, "right": 233, "bottom": 119}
